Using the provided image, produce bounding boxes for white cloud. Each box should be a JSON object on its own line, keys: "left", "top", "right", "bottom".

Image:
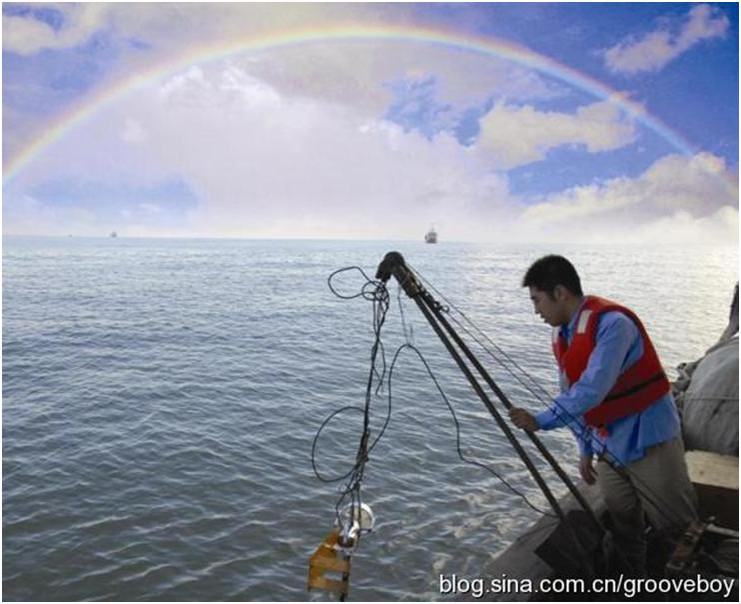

{"left": 1, "top": 4, "right": 417, "bottom": 60}
{"left": 604, "top": 4, "right": 729, "bottom": 74}
{"left": 4, "top": 62, "right": 519, "bottom": 241}
{"left": 2, "top": 194, "right": 98, "bottom": 235}
{"left": 121, "top": 118, "right": 147, "bottom": 144}
{"left": 0, "top": 3, "right": 553, "bottom": 130}
{"left": 5, "top": 62, "right": 736, "bottom": 246}
{"left": 138, "top": 203, "right": 162, "bottom": 214}
{"left": 641, "top": 152, "right": 733, "bottom": 211}
{"left": 236, "top": 41, "right": 564, "bottom": 119}
{"left": 475, "top": 100, "right": 636, "bottom": 169}
{"left": 520, "top": 152, "right": 738, "bottom": 244}
{"left": 2, "top": 3, "right": 566, "bottom": 168}
{"left": 147, "top": 69, "right": 513, "bottom": 240}
{"left": 625, "top": 206, "right": 738, "bottom": 246}
{"left": 2, "top": 4, "right": 109, "bottom": 55}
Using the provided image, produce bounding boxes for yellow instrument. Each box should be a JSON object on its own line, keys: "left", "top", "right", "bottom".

{"left": 307, "top": 529, "right": 351, "bottom": 599}
{"left": 308, "top": 503, "right": 375, "bottom": 600}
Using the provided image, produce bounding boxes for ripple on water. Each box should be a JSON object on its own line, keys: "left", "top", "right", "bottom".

{"left": 3, "top": 238, "right": 737, "bottom": 600}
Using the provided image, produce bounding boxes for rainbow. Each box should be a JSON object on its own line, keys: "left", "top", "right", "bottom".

{"left": 3, "top": 23, "right": 735, "bottom": 191}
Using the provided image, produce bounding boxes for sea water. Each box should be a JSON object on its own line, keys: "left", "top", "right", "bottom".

{"left": 2, "top": 237, "right": 737, "bottom": 600}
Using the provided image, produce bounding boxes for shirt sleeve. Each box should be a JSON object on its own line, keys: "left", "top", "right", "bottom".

{"left": 535, "top": 312, "right": 639, "bottom": 442}
{"left": 535, "top": 406, "right": 594, "bottom": 456}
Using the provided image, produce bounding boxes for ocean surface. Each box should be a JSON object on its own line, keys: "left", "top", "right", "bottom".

{"left": 2, "top": 237, "right": 737, "bottom": 601}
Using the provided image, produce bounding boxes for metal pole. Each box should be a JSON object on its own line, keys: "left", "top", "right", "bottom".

{"left": 377, "top": 253, "right": 567, "bottom": 522}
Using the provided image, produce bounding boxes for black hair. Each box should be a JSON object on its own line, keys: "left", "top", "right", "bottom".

{"left": 522, "top": 255, "right": 583, "bottom": 297}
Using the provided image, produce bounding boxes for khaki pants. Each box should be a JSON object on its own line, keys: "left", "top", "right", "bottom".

{"left": 596, "top": 436, "right": 698, "bottom": 574}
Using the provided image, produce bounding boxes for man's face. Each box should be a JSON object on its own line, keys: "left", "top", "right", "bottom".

{"left": 529, "top": 286, "right": 566, "bottom": 327}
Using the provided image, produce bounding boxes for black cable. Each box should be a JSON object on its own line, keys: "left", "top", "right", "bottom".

{"left": 313, "top": 266, "right": 555, "bottom": 533}
{"left": 387, "top": 343, "right": 556, "bottom": 518}
{"left": 311, "top": 405, "right": 369, "bottom": 484}
{"left": 318, "top": 266, "right": 391, "bottom": 529}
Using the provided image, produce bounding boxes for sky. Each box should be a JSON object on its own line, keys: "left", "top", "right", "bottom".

{"left": 2, "top": 2, "right": 739, "bottom": 244}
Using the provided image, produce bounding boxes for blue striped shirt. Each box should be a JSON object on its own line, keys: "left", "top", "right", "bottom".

{"left": 534, "top": 302, "right": 681, "bottom": 465}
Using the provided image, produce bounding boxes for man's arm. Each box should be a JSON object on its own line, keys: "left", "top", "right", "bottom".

{"left": 508, "top": 410, "right": 596, "bottom": 483}
{"left": 510, "top": 312, "right": 639, "bottom": 465}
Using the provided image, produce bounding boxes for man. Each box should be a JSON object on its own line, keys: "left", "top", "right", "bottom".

{"left": 509, "top": 254, "right": 697, "bottom": 575}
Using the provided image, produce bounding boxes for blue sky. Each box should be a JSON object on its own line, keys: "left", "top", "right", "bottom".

{"left": 2, "top": 2, "right": 738, "bottom": 243}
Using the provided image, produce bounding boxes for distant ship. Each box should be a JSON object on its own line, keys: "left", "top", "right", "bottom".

{"left": 109, "top": 231, "right": 117, "bottom": 238}
{"left": 424, "top": 226, "right": 437, "bottom": 244}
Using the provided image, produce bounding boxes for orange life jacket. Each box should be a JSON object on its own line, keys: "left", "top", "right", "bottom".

{"left": 551, "top": 296, "right": 670, "bottom": 430}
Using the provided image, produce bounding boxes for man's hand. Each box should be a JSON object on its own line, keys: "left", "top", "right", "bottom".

{"left": 579, "top": 454, "right": 597, "bottom": 485}
{"left": 509, "top": 408, "right": 539, "bottom": 432}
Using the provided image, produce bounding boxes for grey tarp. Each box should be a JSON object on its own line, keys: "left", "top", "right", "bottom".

{"left": 680, "top": 335, "right": 739, "bottom": 455}
{"left": 675, "top": 284, "right": 738, "bottom": 455}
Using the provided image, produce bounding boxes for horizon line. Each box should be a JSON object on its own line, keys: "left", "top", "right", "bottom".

{"left": 3, "top": 233, "right": 738, "bottom": 248}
